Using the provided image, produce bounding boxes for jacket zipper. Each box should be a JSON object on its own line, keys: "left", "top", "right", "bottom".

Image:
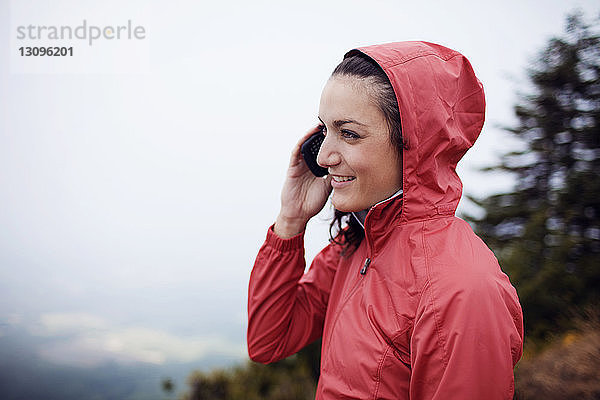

{"left": 323, "top": 192, "right": 403, "bottom": 364}
{"left": 361, "top": 206, "right": 375, "bottom": 275}
{"left": 360, "top": 258, "right": 371, "bottom": 275}
{"left": 359, "top": 190, "right": 403, "bottom": 276}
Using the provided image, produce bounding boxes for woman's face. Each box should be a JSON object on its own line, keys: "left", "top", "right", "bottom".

{"left": 317, "top": 76, "right": 402, "bottom": 212}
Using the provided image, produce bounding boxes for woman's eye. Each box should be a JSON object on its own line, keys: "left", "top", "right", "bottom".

{"left": 341, "top": 130, "right": 359, "bottom": 139}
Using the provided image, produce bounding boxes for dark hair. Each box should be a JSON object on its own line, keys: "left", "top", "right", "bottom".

{"left": 328, "top": 50, "right": 405, "bottom": 255}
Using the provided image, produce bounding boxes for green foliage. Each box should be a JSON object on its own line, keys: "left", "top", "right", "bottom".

{"left": 466, "top": 12, "right": 600, "bottom": 341}
{"left": 180, "top": 340, "right": 321, "bottom": 400}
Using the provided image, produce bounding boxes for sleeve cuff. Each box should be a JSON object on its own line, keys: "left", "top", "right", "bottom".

{"left": 265, "top": 224, "right": 305, "bottom": 252}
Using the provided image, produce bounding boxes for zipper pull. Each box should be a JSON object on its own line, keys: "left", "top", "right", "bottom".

{"left": 360, "top": 258, "right": 371, "bottom": 275}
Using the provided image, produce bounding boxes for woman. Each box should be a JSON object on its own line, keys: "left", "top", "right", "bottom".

{"left": 247, "top": 41, "right": 524, "bottom": 399}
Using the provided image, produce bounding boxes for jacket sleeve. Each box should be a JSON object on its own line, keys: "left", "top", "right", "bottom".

{"left": 247, "top": 225, "right": 340, "bottom": 364}
{"left": 409, "top": 268, "right": 524, "bottom": 399}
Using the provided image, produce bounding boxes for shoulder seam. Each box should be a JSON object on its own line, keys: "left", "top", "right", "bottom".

{"left": 421, "top": 221, "right": 450, "bottom": 370}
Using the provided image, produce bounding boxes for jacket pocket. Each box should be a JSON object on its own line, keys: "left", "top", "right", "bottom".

{"left": 390, "top": 330, "right": 411, "bottom": 368}
{"left": 367, "top": 305, "right": 413, "bottom": 365}
{"left": 367, "top": 305, "right": 413, "bottom": 360}
{"left": 369, "top": 305, "right": 413, "bottom": 399}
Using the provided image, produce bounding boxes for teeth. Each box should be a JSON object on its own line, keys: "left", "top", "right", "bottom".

{"left": 333, "top": 176, "right": 355, "bottom": 182}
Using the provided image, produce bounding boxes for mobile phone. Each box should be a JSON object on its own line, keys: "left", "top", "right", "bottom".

{"left": 301, "top": 130, "right": 328, "bottom": 177}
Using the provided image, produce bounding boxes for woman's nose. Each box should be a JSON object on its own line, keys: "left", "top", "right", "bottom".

{"left": 317, "top": 133, "right": 341, "bottom": 169}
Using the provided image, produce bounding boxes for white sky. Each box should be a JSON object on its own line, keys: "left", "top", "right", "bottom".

{"left": 1, "top": 0, "right": 598, "bottom": 367}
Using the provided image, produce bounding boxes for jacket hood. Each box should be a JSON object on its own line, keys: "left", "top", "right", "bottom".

{"left": 348, "top": 41, "right": 485, "bottom": 224}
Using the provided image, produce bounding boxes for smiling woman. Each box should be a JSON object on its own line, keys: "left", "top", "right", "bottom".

{"left": 319, "top": 52, "right": 407, "bottom": 252}
{"left": 317, "top": 75, "right": 402, "bottom": 213}
{"left": 247, "top": 41, "right": 524, "bottom": 399}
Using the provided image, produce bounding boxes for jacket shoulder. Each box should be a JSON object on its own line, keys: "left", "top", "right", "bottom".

{"left": 417, "top": 216, "right": 523, "bottom": 354}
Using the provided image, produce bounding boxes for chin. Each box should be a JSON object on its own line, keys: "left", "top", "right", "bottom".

{"left": 331, "top": 195, "right": 363, "bottom": 213}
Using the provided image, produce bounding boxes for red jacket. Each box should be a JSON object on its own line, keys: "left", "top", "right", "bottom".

{"left": 248, "top": 42, "right": 524, "bottom": 399}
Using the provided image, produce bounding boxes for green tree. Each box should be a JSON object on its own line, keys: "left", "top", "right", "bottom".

{"left": 467, "top": 12, "right": 600, "bottom": 341}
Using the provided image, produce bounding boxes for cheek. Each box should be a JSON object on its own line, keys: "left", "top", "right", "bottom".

{"left": 348, "top": 144, "right": 375, "bottom": 168}
{"left": 383, "top": 157, "right": 402, "bottom": 185}
{"left": 384, "top": 168, "right": 402, "bottom": 187}
{"left": 360, "top": 151, "right": 401, "bottom": 189}
{"left": 351, "top": 151, "right": 392, "bottom": 180}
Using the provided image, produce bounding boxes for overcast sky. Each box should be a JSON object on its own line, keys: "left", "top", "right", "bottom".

{"left": 1, "top": 0, "right": 598, "bottom": 368}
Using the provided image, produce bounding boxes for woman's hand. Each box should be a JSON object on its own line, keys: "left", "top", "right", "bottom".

{"left": 274, "top": 126, "right": 332, "bottom": 238}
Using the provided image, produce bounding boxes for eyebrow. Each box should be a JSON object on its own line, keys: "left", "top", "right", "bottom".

{"left": 318, "top": 116, "right": 367, "bottom": 128}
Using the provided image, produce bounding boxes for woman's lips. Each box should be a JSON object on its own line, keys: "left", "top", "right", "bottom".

{"left": 330, "top": 175, "right": 356, "bottom": 188}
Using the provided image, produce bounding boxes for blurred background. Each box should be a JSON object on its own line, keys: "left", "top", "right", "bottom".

{"left": 0, "top": 0, "right": 598, "bottom": 399}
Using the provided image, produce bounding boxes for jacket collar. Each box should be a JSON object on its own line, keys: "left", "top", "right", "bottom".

{"left": 352, "top": 189, "right": 403, "bottom": 230}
